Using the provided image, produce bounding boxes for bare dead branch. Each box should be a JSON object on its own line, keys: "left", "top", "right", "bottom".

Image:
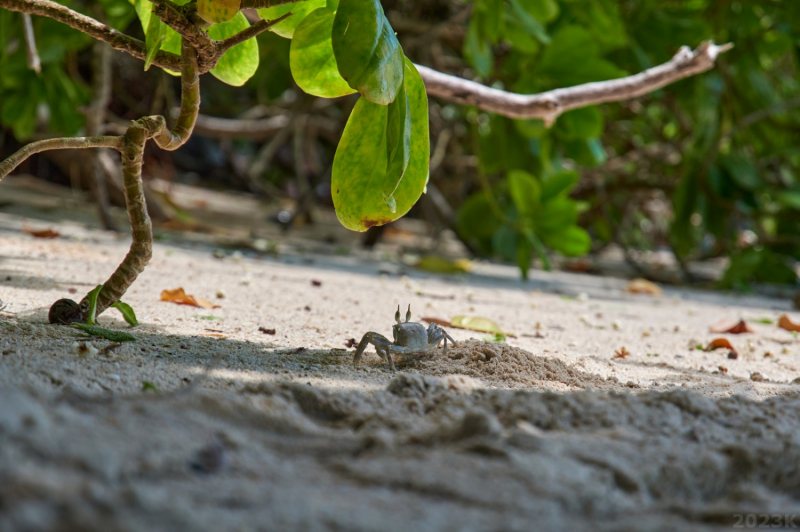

{"left": 0, "top": 0, "right": 182, "bottom": 72}
{"left": 416, "top": 41, "right": 734, "bottom": 125}
{"left": 192, "top": 114, "right": 290, "bottom": 140}
{"left": 21, "top": 13, "right": 40, "bottom": 73}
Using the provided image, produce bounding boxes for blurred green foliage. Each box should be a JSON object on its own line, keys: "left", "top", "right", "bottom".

{"left": 453, "top": 0, "right": 800, "bottom": 286}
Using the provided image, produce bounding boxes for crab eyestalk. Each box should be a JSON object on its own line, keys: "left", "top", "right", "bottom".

{"left": 395, "top": 305, "right": 401, "bottom": 324}
{"left": 405, "top": 304, "right": 412, "bottom": 323}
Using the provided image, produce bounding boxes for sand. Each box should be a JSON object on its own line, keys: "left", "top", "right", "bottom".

{"left": 2, "top": 175, "right": 800, "bottom": 530}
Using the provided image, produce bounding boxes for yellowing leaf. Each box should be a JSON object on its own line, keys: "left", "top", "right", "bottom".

{"left": 414, "top": 256, "right": 472, "bottom": 274}
{"left": 450, "top": 315, "right": 514, "bottom": 337}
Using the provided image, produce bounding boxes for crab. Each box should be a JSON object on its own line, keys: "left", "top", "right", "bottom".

{"left": 353, "top": 305, "right": 457, "bottom": 372}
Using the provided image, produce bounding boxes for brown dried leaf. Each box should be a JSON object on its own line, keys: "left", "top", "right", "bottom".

{"left": 344, "top": 338, "right": 357, "bottom": 348}
{"left": 259, "top": 327, "right": 276, "bottom": 335}
{"left": 160, "top": 288, "right": 220, "bottom": 309}
{"left": 778, "top": 314, "right": 800, "bottom": 332}
{"left": 613, "top": 347, "right": 631, "bottom": 359}
{"left": 625, "top": 278, "right": 662, "bottom": 296}
{"left": 421, "top": 316, "right": 451, "bottom": 327}
{"left": 705, "top": 338, "right": 736, "bottom": 353}
{"left": 23, "top": 226, "right": 60, "bottom": 239}
{"left": 709, "top": 319, "right": 755, "bottom": 334}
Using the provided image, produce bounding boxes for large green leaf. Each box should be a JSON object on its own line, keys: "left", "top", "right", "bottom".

{"left": 457, "top": 192, "right": 501, "bottom": 244}
{"left": 541, "top": 225, "right": 591, "bottom": 256}
{"left": 289, "top": 7, "right": 355, "bottom": 98}
{"left": 259, "top": 0, "right": 327, "bottom": 39}
{"left": 541, "top": 171, "right": 579, "bottom": 203}
{"left": 332, "top": 59, "right": 428, "bottom": 231}
{"left": 332, "top": 0, "right": 404, "bottom": 104}
{"left": 384, "top": 80, "right": 411, "bottom": 210}
{"left": 208, "top": 13, "right": 260, "bottom": 86}
{"left": 144, "top": 6, "right": 167, "bottom": 71}
{"left": 507, "top": 170, "right": 541, "bottom": 219}
{"left": 536, "top": 197, "right": 578, "bottom": 232}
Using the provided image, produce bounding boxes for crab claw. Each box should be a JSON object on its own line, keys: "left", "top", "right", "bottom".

{"left": 406, "top": 304, "right": 411, "bottom": 323}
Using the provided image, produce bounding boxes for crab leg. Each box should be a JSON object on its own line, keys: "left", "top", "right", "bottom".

{"left": 353, "top": 332, "right": 395, "bottom": 370}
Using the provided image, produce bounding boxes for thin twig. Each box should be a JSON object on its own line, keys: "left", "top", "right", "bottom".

{"left": 216, "top": 12, "right": 293, "bottom": 54}
{"left": 0, "top": 136, "right": 122, "bottom": 180}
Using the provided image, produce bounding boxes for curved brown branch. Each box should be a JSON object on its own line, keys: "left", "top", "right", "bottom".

{"left": 240, "top": 0, "right": 299, "bottom": 8}
{"left": 150, "top": 40, "right": 200, "bottom": 150}
{"left": 0, "top": 0, "right": 182, "bottom": 72}
{"left": 0, "top": 136, "right": 122, "bottom": 181}
{"left": 87, "top": 120, "right": 154, "bottom": 316}
{"left": 416, "top": 41, "right": 733, "bottom": 125}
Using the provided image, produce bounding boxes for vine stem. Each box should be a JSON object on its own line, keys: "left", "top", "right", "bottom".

{"left": 83, "top": 38, "right": 202, "bottom": 318}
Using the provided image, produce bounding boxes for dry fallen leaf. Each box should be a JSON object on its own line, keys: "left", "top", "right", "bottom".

{"left": 421, "top": 316, "right": 451, "bottom": 327}
{"left": 778, "top": 314, "right": 800, "bottom": 332}
{"left": 23, "top": 226, "right": 60, "bottom": 239}
{"left": 160, "top": 288, "right": 220, "bottom": 309}
{"left": 259, "top": 327, "right": 276, "bottom": 335}
{"left": 625, "top": 278, "right": 663, "bottom": 296}
{"left": 709, "top": 319, "right": 755, "bottom": 334}
{"left": 344, "top": 338, "right": 357, "bottom": 348}
{"left": 613, "top": 347, "right": 631, "bottom": 359}
{"left": 705, "top": 338, "right": 736, "bottom": 354}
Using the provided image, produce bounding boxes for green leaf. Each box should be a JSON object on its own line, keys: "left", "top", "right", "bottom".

{"left": 85, "top": 284, "right": 103, "bottom": 326}
{"left": 384, "top": 80, "right": 412, "bottom": 210}
{"left": 541, "top": 171, "right": 579, "bottom": 203}
{"left": 555, "top": 107, "right": 604, "bottom": 141}
{"left": 464, "top": 16, "right": 493, "bottom": 77}
{"left": 208, "top": 13, "right": 260, "bottom": 86}
{"left": 517, "top": 0, "right": 559, "bottom": 22}
{"left": 289, "top": 7, "right": 356, "bottom": 98}
{"left": 541, "top": 225, "right": 591, "bottom": 256}
{"left": 259, "top": 0, "right": 327, "bottom": 39}
{"left": 515, "top": 237, "right": 533, "bottom": 279}
{"left": 507, "top": 170, "right": 541, "bottom": 218}
{"left": 332, "top": 0, "right": 404, "bottom": 104}
{"left": 332, "top": 59, "right": 429, "bottom": 231}
{"left": 142, "top": 381, "right": 159, "bottom": 392}
{"left": 458, "top": 192, "right": 502, "bottom": 242}
{"left": 536, "top": 198, "right": 578, "bottom": 232}
{"left": 72, "top": 323, "right": 137, "bottom": 342}
{"left": 508, "top": 0, "right": 550, "bottom": 44}
{"left": 721, "top": 154, "right": 761, "bottom": 191}
{"left": 535, "top": 26, "right": 625, "bottom": 87}
{"left": 111, "top": 301, "right": 138, "bottom": 327}
{"left": 144, "top": 6, "right": 167, "bottom": 71}
{"left": 776, "top": 190, "right": 800, "bottom": 210}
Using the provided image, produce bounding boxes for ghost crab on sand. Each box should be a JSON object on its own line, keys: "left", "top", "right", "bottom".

{"left": 353, "top": 305, "right": 457, "bottom": 372}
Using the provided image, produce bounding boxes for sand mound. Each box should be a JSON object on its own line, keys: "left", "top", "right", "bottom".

{"left": 410, "top": 339, "right": 614, "bottom": 391}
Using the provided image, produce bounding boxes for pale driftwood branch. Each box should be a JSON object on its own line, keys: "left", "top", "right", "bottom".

{"left": 416, "top": 41, "right": 734, "bottom": 125}
{"left": 0, "top": 0, "right": 182, "bottom": 72}
{"left": 190, "top": 114, "right": 290, "bottom": 140}
{"left": 21, "top": 13, "right": 40, "bottom": 73}
{"left": 0, "top": 136, "right": 123, "bottom": 181}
